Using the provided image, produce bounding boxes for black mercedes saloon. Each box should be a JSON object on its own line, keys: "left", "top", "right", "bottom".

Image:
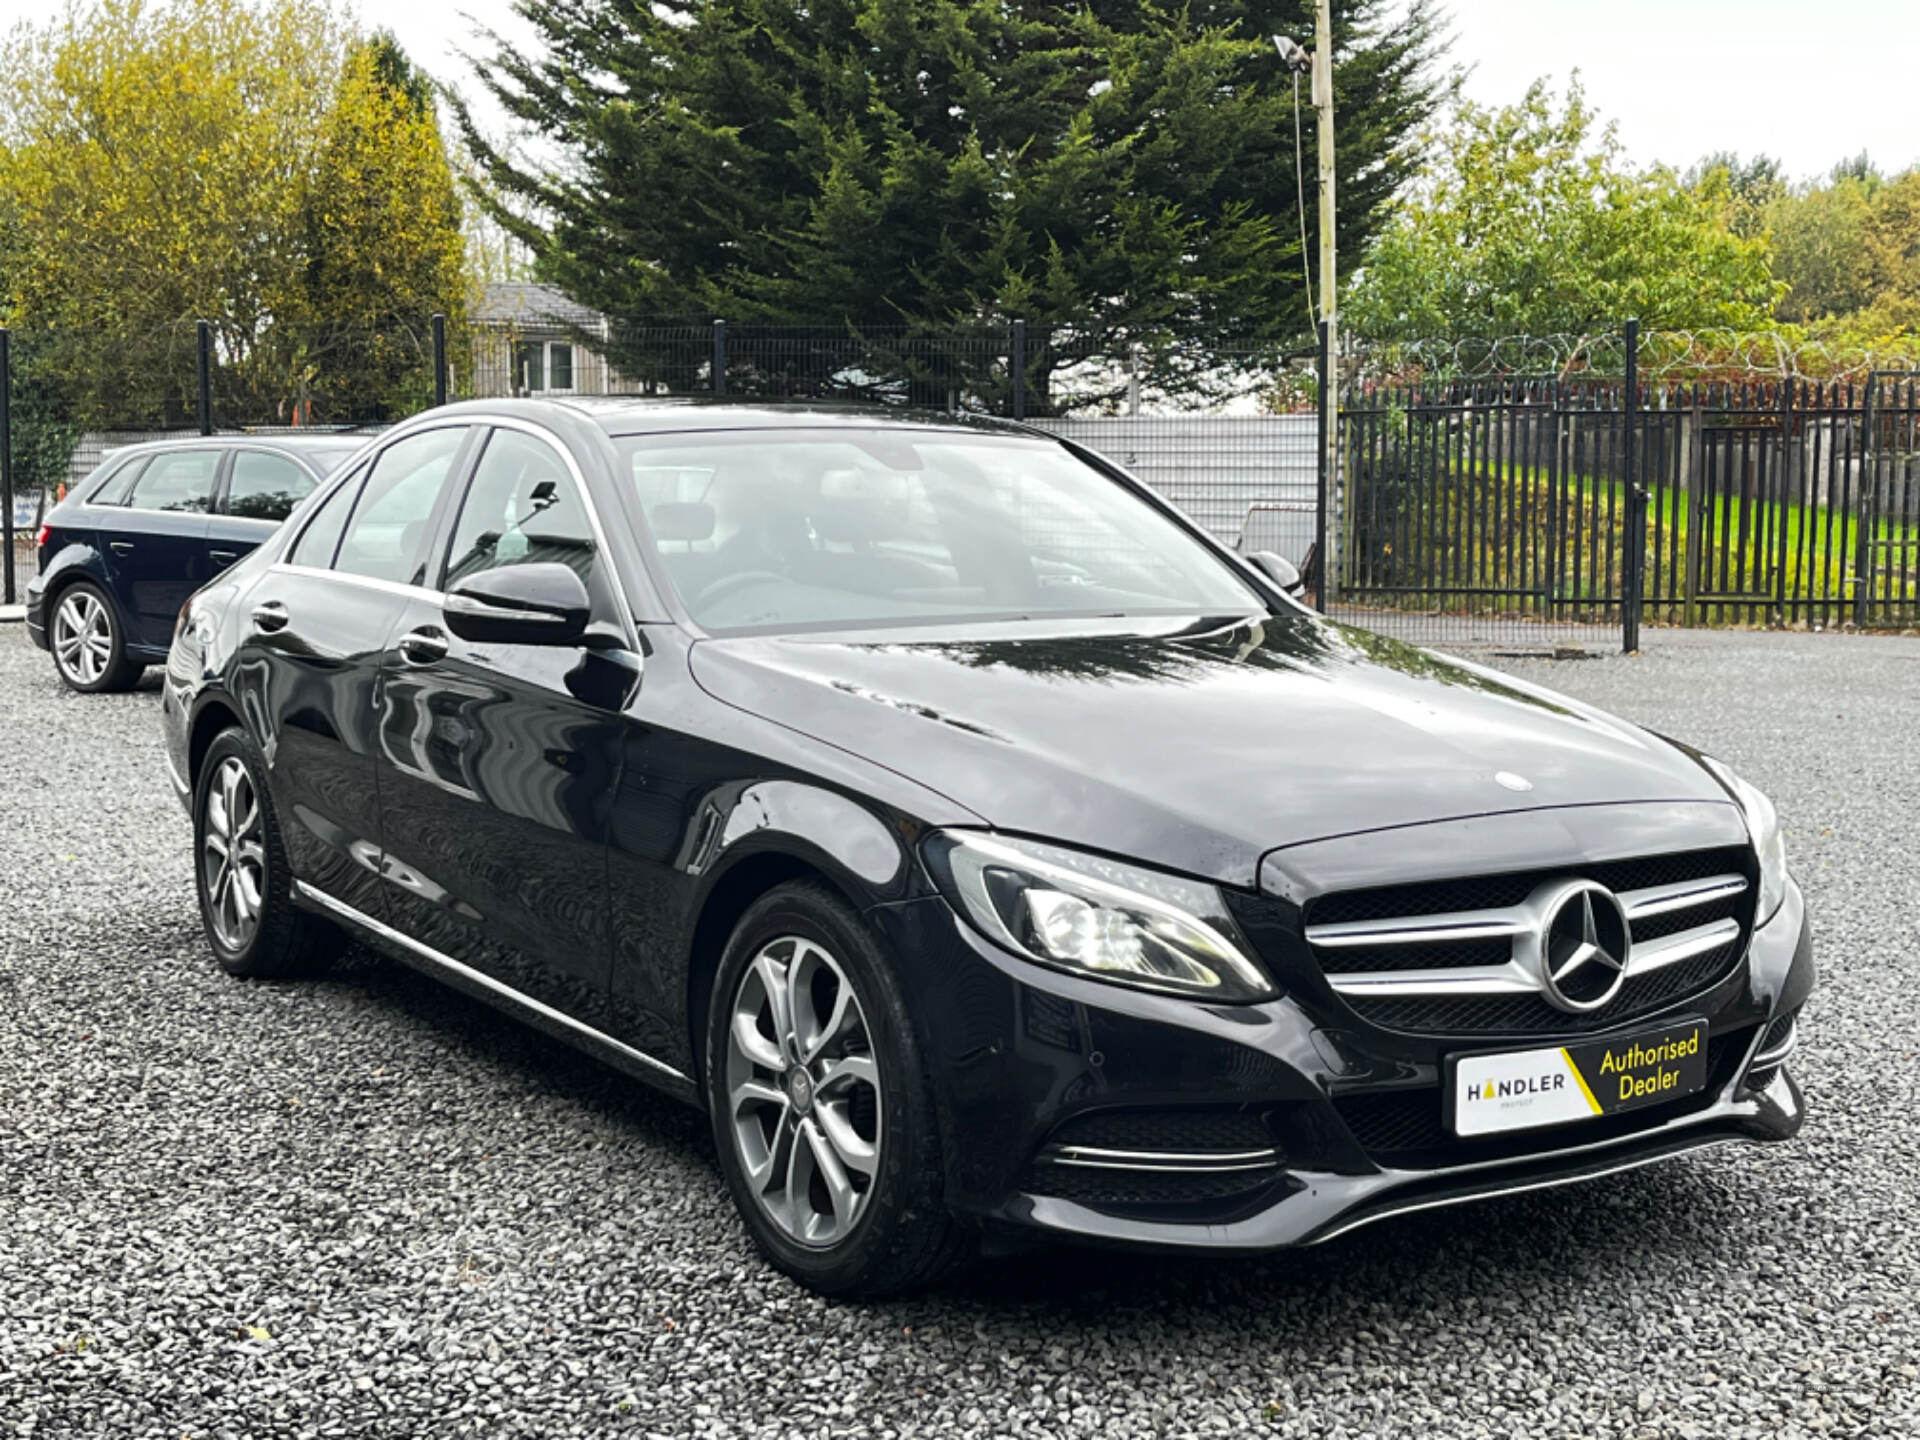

{"left": 159, "top": 398, "right": 1812, "bottom": 1296}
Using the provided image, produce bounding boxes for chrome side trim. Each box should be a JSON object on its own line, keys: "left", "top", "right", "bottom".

{"left": 1619, "top": 875, "right": 1748, "bottom": 919}
{"left": 270, "top": 563, "right": 441, "bottom": 605}
{"left": 1307, "top": 1136, "right": 1749, "bottom": 1246}
{"left": 292, "top": 880, "right": 690, "bottom": 1084}
{"left": 1044, "top": 1145, "right": 1282, "bottom": 1173}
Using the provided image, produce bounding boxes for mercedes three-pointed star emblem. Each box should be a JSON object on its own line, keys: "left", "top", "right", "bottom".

{"left": 1538, "top": 881, "right": 1632, "bottom": 1012}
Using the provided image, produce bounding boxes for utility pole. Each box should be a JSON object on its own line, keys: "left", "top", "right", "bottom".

{"left": 1312, "top": 0, "right": 1338, "bottom": 597}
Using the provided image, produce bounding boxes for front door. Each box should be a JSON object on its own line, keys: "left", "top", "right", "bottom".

{"left": 373, "top": 425, "right": 631, "bottom": 1031}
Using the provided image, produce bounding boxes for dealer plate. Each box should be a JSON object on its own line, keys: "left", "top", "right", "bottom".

{"left": 1448, "top": 1019, "right": 1709, "bottom": 1138}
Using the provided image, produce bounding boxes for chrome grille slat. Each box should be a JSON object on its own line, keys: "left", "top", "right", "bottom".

{"left": 1618, "top": 875, "right": 1749, "bottom": 919}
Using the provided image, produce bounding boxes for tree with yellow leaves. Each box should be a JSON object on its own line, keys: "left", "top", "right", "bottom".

{"left": 0, "top": 0, "right": 467, "bottom": 430}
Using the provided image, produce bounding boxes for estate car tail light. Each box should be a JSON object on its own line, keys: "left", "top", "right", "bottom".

{"left": 36, "top": 523, "right": 51, "bottom": 550}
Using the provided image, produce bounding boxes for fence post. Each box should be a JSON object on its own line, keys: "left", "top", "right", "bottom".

{"left": 195, "top": 319, "right": 213, "bottom": 435}
{"left": 1127, "top": 342, "right": 1142, "bottom": 416}
{"left": 1315, "top": 319, "right": 1330, "bottom": 610}
{"left": 431, "top": 313, "right": 448, "bottom": 407}
{"left": 711, "top": 319, "right": 727, "bottom": 398}
{"left": 1, "top": 327, "right": 13, "bottom": 607}
{"left": 1621, "top": 319, "right": 1643, "bottom": 653}
{"left": 1854, "top": 374, "right": 1876, "bottom": 627}
{"left": 1010, "top": 320, "right": 1026, "bottom": 420}
{"left": 1683, "top": 397, "right": 1703, "bottom": 630}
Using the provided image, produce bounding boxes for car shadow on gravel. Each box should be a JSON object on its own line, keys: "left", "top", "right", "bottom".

{"left": 940, "top": 1154, "right": 1754, "bottom": 1320}
{"left": 325, "top": 941, "right": 713, "bottom": 1157}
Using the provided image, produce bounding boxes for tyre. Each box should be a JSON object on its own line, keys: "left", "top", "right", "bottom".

{"left": 193, "top": 728, "right": 345, "bottom": 979}
{"left": 706, "top": 882, "right": 972, "bottom": 1297}
{"left": 48, "top": 581, "right": 141, "bottom": 693}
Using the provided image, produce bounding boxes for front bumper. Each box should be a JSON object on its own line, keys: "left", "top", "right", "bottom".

{"left": 870, "top": 877, "right": 1812, "bottom": 1254}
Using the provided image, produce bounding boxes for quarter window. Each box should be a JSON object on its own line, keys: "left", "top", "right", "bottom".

{"left": 123, "top": 450, "right": 219, "bottom": 513}
{"left": 445, "top": 430, "right": 597, "bottom": 588}
{"left": 226, "top": 452, "right": 316, "bottom": 522}
{"left": 334, "top": 428, "right": 469, "bottom": 586}
{"left": 287, "top": 466, "right": 366, "bottom": 568}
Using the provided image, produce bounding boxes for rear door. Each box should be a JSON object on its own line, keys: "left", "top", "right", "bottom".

{"left": 229, "top": 426, "right": 476, "bottom": 920}
{"left": 206, "top": 448, "right": 324, "bottom": 575}
{"left": 102, "top": 448, "right": 221, "bottom": 649}
{"left": 372, "top": 423, "right": 631, "bottom": 1031}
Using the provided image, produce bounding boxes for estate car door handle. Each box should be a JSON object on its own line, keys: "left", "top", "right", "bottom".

{"left": 251, "top": 600, "right": 290, "bottom": 633}
{"left": 109, "top": 541, "right": 134, "bottom": 555}
{"left": 397, "top": 626, "right": 449, "bottom": 666}
{"left": 209, "top": 549, "right": 238, "bottom": 569}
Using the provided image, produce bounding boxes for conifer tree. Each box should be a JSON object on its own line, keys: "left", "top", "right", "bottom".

{"left": 463, "top": 0, "right": 1444, "bottom": 409}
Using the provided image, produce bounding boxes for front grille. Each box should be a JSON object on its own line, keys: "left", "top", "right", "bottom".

{"left": 1301, "top": 846, "right": 1755, "bottom": 1037}
{"left": 1347, "top": 938, "right": 1739, "bottom": 1035}
{"left": 1335, "top": 1027, "right": 1752, "bottom": 1167}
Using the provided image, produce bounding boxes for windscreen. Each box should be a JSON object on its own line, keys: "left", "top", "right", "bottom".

{"left": 616, "top": 429, "right": 1260, "bottom": 632}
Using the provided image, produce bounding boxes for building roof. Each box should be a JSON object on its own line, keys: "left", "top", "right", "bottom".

{"left": 475, "top": 282, "right": 606, "bottom": 329}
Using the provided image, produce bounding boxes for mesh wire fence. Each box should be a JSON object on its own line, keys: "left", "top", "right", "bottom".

{"left": 19, "top": 311, "right": 1917, "bottom": 652}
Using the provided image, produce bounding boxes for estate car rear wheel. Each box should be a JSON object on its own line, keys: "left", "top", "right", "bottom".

{"left": 707, "top": 882, "right": 972, "bottom": 1296}
{"left": 193, "top": 728, "right": 344, "bottom": 978}
{"left": 49, "top": 581, "right": 140, "bottom": 693}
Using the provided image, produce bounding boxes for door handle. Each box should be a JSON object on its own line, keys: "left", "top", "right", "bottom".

{"left": 251, "top": 599, "right": 290, "bottom": 633}
{"left": 209, "top": 549, "right": 238, "bottom": 569}
{"left": 397, "top": 626, "right": 448, "bottom": 666}
{"left": 109, "top": 541, "right": 134, "bottom": 555}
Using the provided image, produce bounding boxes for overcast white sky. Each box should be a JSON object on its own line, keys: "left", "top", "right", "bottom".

{"left": 2, "top": 0, "right": 1915, "bottom": 181}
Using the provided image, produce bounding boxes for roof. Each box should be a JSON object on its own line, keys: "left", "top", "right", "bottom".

{"left": 429, "top": 395, "right": 1038, "bottom": 438}
{"left": 475, "top": 282, "right": 607, "bottom": 329}
{"left": 105, "top": 431, "right": 369, "bottom": 454}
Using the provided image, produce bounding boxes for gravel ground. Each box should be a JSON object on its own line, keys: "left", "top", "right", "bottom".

{"left": 1, "top": 622, "right": 1916, "bottom": 1439}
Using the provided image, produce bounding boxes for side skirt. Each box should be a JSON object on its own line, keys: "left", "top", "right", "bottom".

{"left": 292, "top": 880, "right": 702, "bottom": 1108}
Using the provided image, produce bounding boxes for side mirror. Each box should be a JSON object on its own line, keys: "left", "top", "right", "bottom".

{"left": 1247, "top": 550, "right": 1307, "bottom": 599}
{"left": 445, "top": 562, "right": 591, "bottom": 647}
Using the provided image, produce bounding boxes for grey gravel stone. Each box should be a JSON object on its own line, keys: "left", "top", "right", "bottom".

{"left": 1, "top": 623, "right": 1917, "bottom": 1439}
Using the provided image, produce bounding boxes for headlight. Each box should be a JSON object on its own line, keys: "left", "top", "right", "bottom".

{"left": 1705, "top": 759, "right": 1787, "bottom": 924}
{"left": 923, "top": 831, "right": 1276, "bottom": 1002}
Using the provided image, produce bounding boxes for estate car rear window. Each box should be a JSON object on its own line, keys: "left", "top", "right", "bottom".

{"left": 615, "top": 429, "right": 1260, "bottom": 633}
{"left": 123, "top": 450, "right": 220, "bottom": 514}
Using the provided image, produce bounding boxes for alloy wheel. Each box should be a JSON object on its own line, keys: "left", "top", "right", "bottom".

{"left": 202, "top": 757, "right": 267, "bottom": 954}
{"left": 52, "top": 590, "right": 113, "bottom": 686}
{"left": 725, "top": 936, "right": 883, "bottom": 1249}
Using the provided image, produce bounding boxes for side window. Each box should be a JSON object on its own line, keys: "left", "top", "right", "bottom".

{"left": 88, "top": 454, "right": 145, "bottom": 505}
{"left": 123, "top": 450, "right": 219, "bottom": 513}
{"left": 287, "top": 466, "right": 367, "bottom": 568}
{"left": 335, "top": 428, "right": 469, "bottom": 586}
{"left": 444, "top": 430, "right": 597, "bottom": 589}
{"left": 226, "top": 452, "right": 317, "bottom": 522}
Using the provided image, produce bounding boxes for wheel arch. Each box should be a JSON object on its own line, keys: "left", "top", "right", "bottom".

{"left": 186, "top": 693, "right": 249, "bottom": 794}
{"left": 684, "top": 847, "right": 869, "bottom": 1088}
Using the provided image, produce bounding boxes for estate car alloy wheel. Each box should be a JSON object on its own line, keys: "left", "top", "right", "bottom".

{"left": 49, "top": 582, "right": 138, "bottom": 693}
{"left": 192, "top": 728, "right": 343, "bottom": 979}
{"left": 707, "top": 883, "right": 971, "bottom": 1296}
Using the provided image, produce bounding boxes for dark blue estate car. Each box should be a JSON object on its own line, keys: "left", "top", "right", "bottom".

{"left": 27, "top": 434, "right": 364, "bottom": 692}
